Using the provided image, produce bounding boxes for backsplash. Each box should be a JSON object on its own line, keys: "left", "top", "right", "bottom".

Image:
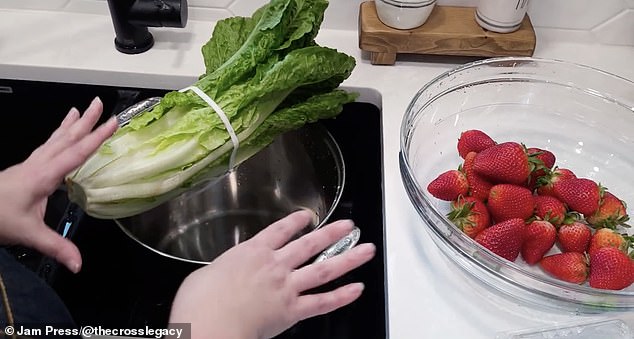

{"left": 2, "top": 0, "right": 632, "bottom": 45}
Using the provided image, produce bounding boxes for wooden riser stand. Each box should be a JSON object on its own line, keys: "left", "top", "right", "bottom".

{"left": 358, "top": 1, "right": 536, "bottom": 65}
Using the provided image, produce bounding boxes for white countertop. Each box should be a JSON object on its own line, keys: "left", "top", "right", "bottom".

{"left": 2, "top": 7, "right": 634, "bottom": 339}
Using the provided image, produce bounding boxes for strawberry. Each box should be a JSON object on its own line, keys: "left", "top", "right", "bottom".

{"left": 487, "top": 184, "right": 535, "bottom": 222}
{"left": 585, "top": 191, "right": 630, "bottom": 229}
{"left": 527, "top": 147, "right": 556, "bottom": 169}
{"left": 540, "top": 252, "right": 588, "bottom": 284}
{"left": 475, "top": 218, "right": 525, "bottom": 262}
{"left": 557, "top": 221, "right": 592, "bottom": 253}
{"left": 553, "top": 178, "right": 601, "bottom": 216}
{"left": 589, "top": 247, "right": 634, "bottom": 290}
{"left": 536, "top": 167, "right": 576, "bottom": 197}
{"left": 526, "top": 147, "right": 556, "bottom": 190}
{"left": 463, "top": 151, "right": 494, "bottom": 202}
{"left": 522, "top": 220, "right": 557, "bottom": 265}
{"left": 427, "top": 169, "right": 469, "bottom": 201}
{"left": 588, "top": 228, "right": 630, "bottom": 256}
{"left": 457, "top": 129, "right": 496, "bottom": 159}
{"left": 473, "top": 142, "right": 531, "bottom": 185}
{"left": 448, "top": 196, "right": 491, "bottom": 238}
{"left": 533, "top": 195, "right": 568, "bottom": 226}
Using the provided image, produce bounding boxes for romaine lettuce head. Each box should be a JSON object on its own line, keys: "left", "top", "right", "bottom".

{"left": 66, "top": 0, "right": 359, "bottom": 219}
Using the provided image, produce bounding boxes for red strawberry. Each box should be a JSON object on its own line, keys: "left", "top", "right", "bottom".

{"left": 526, "top": 147, "right": 556, "bottom": 190}
{"left": 527, "top": 147, "right": 556, "bottom": 169}
{"left": 588, "top": 228, "right": 630, "bottom": 256}
{"left": 427, "top": 169, "right": 469, "bottom": 201}
{"left": 533, "top": 195, "right": 568, "bottom": 226}
{"left": 553, "top": 178, "right": 601, "bottom": 216}
{"left": 540, "top": 252, "right": 588, "bottom": 284}
{"left": 557, "top": 221, "right": 592, "bottom": 253}
{"left": 457, "top": 130, "right": 496, "bottom": 159}
{"left": 475, "top": 218, "right": 525, "bottom": 262}
{"left": 487, "top": 184, "right": 535, "bottom": 222}
{"left": 522, "top": 220, "right": 557, "bottom": 265}
{"left": 463, "top": 151, "right": 494, "bottom": 202}
{"left": 586, "top": 191, "right": 630, "bottom": 229}
{"left": 473, "top": 142, "right": 531, "bottom": 185}
{"left": 536, "top": 167, "right": 576, "bottom": 197}
{"left": 589, "top": 247, "right": 634, "bottom": 290}
{"left": 448, "top": 196, "right": 491, "bottom": 238}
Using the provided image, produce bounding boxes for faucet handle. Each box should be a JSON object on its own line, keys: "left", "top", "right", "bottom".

{"left": 107, "top": 0, "right": 189, "bottom": 54}
{"left": 128, "top": 0, "right": 188, "bottom": 28}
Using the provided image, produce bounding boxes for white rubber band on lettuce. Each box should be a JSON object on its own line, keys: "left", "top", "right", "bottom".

{"left": 179, "top": 86, "right": 239, "bottom": 170}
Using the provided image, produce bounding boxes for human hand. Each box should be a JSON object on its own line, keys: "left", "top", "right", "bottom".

{"left": 0, "top": 97, "right": 117, "bottom": 273}
{"left": 168, "top": 210, "right": 376, "bottom": 339}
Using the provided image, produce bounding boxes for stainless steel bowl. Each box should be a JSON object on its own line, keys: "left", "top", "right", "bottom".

{"left": 114, "top": 123, "right": 345, "bottom": 264}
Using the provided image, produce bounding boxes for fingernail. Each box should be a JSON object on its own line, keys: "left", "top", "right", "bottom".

{"left": 90, "top": 96, "right": 102, "bottom": 107}
{"left": 70, "top": 261, "right": 82, "bottom": 274}
{"left": 335, "top": 219, "right": 355, "bottom": 230}
{"left": 349, "top": 282, "right": 365, "bottom": 294}
{"left": 356, "top": 243, "right": 376, "bottom": 256}
{"left": 63, "top": 107, "right": 80, "bottom": 123}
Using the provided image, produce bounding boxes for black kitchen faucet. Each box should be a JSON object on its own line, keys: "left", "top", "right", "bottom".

{"left": 106, "top": 0, "right": 188, "bottom": 54}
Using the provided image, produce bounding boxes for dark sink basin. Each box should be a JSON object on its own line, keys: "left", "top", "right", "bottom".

{"left": 0, "top": 78, "right": 387, "bottom": 339}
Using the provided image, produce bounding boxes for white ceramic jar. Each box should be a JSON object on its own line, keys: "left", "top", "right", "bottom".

{"left": 375, "top": 0, "right": 437, "bottom": 30}
{"left": 475, "top": 0, "right": 530, "bottom": 33}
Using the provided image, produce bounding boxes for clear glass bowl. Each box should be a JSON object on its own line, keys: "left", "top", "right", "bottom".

{"left": 399, "top": 57, "right": 634, "bottom": 312}
{"left": 495, "top": 318, "right": 632, "bottom": 339}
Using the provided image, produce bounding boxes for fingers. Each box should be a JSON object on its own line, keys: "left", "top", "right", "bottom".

{"left": 60, "top": 107, "right": 82, "bottom": 127}
{"left": 277, "top": 219, "right": 355, "bottom": 268}
{"left": 251, "top": 209, "right": 315, "bottom": 249}
{"left": 25, "top": 107, "right": 81, "bottom": 163}
{"left": 294, "top": 282, "right": 365, "bottom": 321}
{"left": 43, "top": 107, "right": 81, "bottom": 150}
{"left": 46, "top": 115, "right": 117, "bottom": 181}
{"left": 49, "top": 107, "right": 81, "bottom": 142}
{"left": 23, "top": 224, "right": 82, "bottom": 274}
{"left": 32, "top": 97, "right": 110, "bottom": 164}
{"left": 29, "top": 99, "right": 118, "bottom": 193}
{"left": 65, "top": 97, "right": 106, "bottom": 145}
{"left": 290, "top": 242, "right": 375, "bottom": 292}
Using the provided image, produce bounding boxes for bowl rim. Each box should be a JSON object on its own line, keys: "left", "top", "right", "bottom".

{"left": 115, "top": 122, "right": 346, "bottom": 265}
{"left": 399, "top": 56, "right": 634, "bottom": 309}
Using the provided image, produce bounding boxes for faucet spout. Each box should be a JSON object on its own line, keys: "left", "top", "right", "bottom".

{"left": 107, "top": 0, "right": 188, "bottom": 54}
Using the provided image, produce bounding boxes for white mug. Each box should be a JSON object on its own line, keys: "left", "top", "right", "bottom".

{"left": 475, "top": 0, "right": 530, "bottom": 33}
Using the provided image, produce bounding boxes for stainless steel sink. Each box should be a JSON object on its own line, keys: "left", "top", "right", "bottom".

{"left": 1, "top": 78, "right": 387, "bottom": 339}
